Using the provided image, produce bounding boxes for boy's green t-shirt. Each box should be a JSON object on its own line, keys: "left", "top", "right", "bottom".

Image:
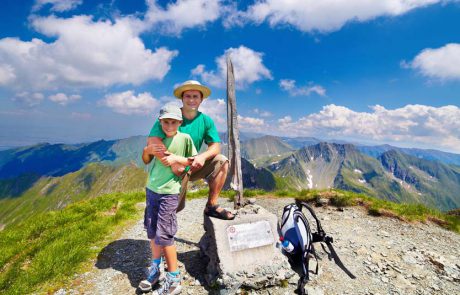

{"left": 149, "top": 111, "right": 221, "bottom": 151}
{"left": 147, "top": 131, "right": 197, "bottom": 194}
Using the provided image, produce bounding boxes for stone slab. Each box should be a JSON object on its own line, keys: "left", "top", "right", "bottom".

{"left": 199, "top": 204, "right": 294, "bottom": 293}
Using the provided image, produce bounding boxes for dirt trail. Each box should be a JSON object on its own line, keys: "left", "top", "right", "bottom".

{"left": 60, "top": 197, "right": 460, "bottom": 295}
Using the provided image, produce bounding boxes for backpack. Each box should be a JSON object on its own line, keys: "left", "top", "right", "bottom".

{"left": 280, "top": 200, "right": 356, "bottom": 295}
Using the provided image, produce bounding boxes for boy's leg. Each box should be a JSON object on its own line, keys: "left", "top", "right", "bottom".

{"left": 151, "top": 239, "right": 162, "bottom": 260}
{"left": 139, "top": 189, "right": 163, "bottom": 292}
{"left": 152, "top": 194, "right": 182, "bottom": 295}
{"left": 163, "top": 244, "right": 177, "bottom": 272}
{"left": 153, "top": 245, "right": 181, "bottom": 295}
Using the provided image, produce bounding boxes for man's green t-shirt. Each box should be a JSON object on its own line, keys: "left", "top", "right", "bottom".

{"left": 149, "top": 111, "right": 221, "bottom": 151}
{"left": 147, "top": 131, "right": 197, "bottom": 194}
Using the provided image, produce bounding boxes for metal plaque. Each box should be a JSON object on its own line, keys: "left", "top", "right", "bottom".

{"left": 226, "top": 220, "right": 274, "bottom": 252}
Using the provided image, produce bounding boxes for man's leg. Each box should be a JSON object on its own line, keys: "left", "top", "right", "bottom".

{"left": 190, "top": 154, "right": 234, "bottom": 219}
{"left": 206, "top": 161, "right": 234, "bottom": 218}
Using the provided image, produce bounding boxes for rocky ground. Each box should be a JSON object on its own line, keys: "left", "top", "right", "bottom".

{"left": 60, "top": 197, "right": 460, "bottom": 295}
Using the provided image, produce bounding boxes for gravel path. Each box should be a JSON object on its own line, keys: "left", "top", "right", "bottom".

{"left": 61, "top": 197, "right": 460, "bottom": 295}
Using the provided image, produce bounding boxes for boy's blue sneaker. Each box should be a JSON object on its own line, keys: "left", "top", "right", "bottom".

{"left": 139, "top": 263, "right": 161, "bottom": 292}
{"left": 152, "top": 272, "right": 182, "bottom": 295}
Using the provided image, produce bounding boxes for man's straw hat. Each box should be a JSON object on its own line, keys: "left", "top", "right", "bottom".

{"left": 173, "top": 80, "right": 211, "bottom": 99}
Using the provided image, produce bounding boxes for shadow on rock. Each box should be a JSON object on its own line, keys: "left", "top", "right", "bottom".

{"left": 96, "top": 239, "right": 151, "bottom": 293}
{"left": 177, "top": 238, "right": 219, "bottom": 294}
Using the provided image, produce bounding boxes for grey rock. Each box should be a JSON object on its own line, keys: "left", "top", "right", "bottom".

{"left": 316, "top": 198, "right": 329, "bottom": 206}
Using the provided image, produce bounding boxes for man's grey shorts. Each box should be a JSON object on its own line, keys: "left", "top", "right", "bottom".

{"left": 144, "top": 188, "right": 178, "bottom": 246}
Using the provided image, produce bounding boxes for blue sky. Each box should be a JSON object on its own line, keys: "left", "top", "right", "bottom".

{"left": 1, "top": 0, "right": 460, "bottom": 152}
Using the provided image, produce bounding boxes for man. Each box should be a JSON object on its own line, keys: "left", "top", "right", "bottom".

{"left": 147, "top": 80, "right": 235, "bottom": 220}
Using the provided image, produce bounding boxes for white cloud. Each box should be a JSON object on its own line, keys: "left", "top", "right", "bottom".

{"left": 280, "top": 79, "right": 326, "bottom": 96}
{"left": 0, "top": 64, "right": 16, "bottom": 85}
{"left": 13, "top": 92, "right": 45, "bottom": 107}
{"left": 227, "top": 0, "right": 442, "bottom": 33}
{"left": 405, "top": 43, "right": 460, "bottom": 81}
{"left": 254, "top": 108, "right": 272, "bottom": 117}
{"left": 48, "top": 93, "right": 81, "bottom": 105}
{"left": 191, "top": 45, "right": 272, "bottom": 89}
{"left": 277, "top": 104, "right": 460, "bottom": 152}
{"left": 33, "top": 0, "right": 83, "bottom": 12}
{"left": 200, "top": 98, "right": 227, "bottom": 125}
{"left": 102, "top": 91, "right": 160, "bottom": 115}
{"left": 144, "top": 0, "right": 221, "bottom": 35}
{"left": 238, "top": 115, "right": 265, "bottom": 126}
{"left": 278, "top": 116, "right": 292, "bottom": 125}
{"left": 0, "top": 15, "right": 178, "bottom": 91}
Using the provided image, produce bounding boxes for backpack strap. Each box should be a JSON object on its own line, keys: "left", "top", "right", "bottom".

{"left": 295, "top": 200, "right": 326, "bottom": 237}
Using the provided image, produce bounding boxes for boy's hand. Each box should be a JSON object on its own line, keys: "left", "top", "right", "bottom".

{"left": 160, "top": 152, "right": 177, "bottom": 167}
{"left": 144, "top": 144, "right": 166, "bottom": 156}
{"left": 150, "top": 143, "right": 167, "bottom": 157}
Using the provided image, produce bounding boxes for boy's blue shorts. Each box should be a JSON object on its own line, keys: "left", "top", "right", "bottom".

{"left": 144, "top": 188, "right": 179, "bottom": 246}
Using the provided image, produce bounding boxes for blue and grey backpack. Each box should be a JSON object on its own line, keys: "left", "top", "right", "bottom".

{"left": 280, "top": 200, "right": 356, "bottom": 295}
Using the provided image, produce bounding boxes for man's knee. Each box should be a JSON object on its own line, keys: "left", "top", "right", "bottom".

{"left": 190, "top": 154, "right": 228, "bottom": 181}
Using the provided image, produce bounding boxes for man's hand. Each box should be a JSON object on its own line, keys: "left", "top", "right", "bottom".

{"left": 189, "top": 154, "right": 206, "bottom": 172}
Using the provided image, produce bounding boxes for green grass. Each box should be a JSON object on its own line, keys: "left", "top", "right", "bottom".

{"left": 289, "top": 189, "right": 459, "bottom": 233}
{"left": 0, "top": 191, "right": 145, "bottom": 294}
{"left": 1, "top": 187, "right": 458, "bottom": 294}
{"left": 187, "top": 187, "right": 460, "bottom": 234}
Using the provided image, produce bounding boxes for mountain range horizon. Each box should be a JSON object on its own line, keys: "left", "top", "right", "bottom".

{"left": 3, "top": 131, "right": 460, "bottom": 156}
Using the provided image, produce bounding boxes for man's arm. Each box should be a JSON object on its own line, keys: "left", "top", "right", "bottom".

{"left": 142, "top": 144, "right": 155, "bottom": 164}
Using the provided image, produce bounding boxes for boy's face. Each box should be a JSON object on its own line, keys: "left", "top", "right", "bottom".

{"left": 160, "top": 118, "right": 182, "bottom": 137}
{"left": 182, "top": 90, "right": 203, "bottom": 111}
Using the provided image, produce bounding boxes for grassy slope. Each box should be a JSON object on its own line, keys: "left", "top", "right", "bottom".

{"left": 0, "top": 188, "right": 458, "bottom": 294}
{"left": 189, "top": 188, "right": 460, "bottom": 233}
{"left": 0, "top": 191, "right": 146, "bottom": 294}
{"left": 0, "top": 163, "right": 147, "bottom": 228}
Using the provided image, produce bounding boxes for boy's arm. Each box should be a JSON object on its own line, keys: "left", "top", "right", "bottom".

{"left": 167, "top": 154, "right": 193, "bottom": 166}
{"left": 147, "top": 137, "right": 179, "bottom": 167}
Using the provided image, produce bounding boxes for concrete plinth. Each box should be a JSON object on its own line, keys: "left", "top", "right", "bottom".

{"left": 199, "top": 204, "right": 294, "bottom": 294}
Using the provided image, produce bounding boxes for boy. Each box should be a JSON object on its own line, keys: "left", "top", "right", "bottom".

{"left": 140, "top": 104, "right": 197, "bottom": 294}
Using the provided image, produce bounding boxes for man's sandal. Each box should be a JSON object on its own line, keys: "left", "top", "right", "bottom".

{"left": 204, "top": 204, "right": 236, "bottom": 220}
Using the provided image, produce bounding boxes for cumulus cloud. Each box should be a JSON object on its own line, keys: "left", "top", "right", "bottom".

{"left": 254, "top": 108, "right": 272, "bottom": 117}
{"left": 0, "top": 15, "right": 178, "bottom": 91}
{"left": 200, "top": 98, "right": 227, "bottom": 125}
{"left": 191, "top": 45, "right": 272, "bottom": 89}
{"left": 226, "top": 0, "right": 442, "bottom": 33}
{"left": 278, "top": 115, "right": 292, "bottom": 125}
{"left": 404, "top": 43, "right": 460, "bottom": 81}
{"left": 48, "top": 93, "right": 81, "bottom": 105}
{"left": 280, "top": 79, "right": 326, "bottom": 96}
{"left": 144, "top": 0, "right": 222, "bottom": 35}
{"left": 33, "top": 0, "right": 82, "bottom": 12}
{"left": 101, "top": 91, "right": 160, "bottom": 115}
{"left": 238, "top": 115, "right": 265, "bottom": 126}
{"left": 277, "top": 104, "right": 460, "bottom": 152}
{"left": 13, "top": 92, "right": 45, "bottom": 107}
{"left": 0, "top": 64, "right": 16, "bottom": 85}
